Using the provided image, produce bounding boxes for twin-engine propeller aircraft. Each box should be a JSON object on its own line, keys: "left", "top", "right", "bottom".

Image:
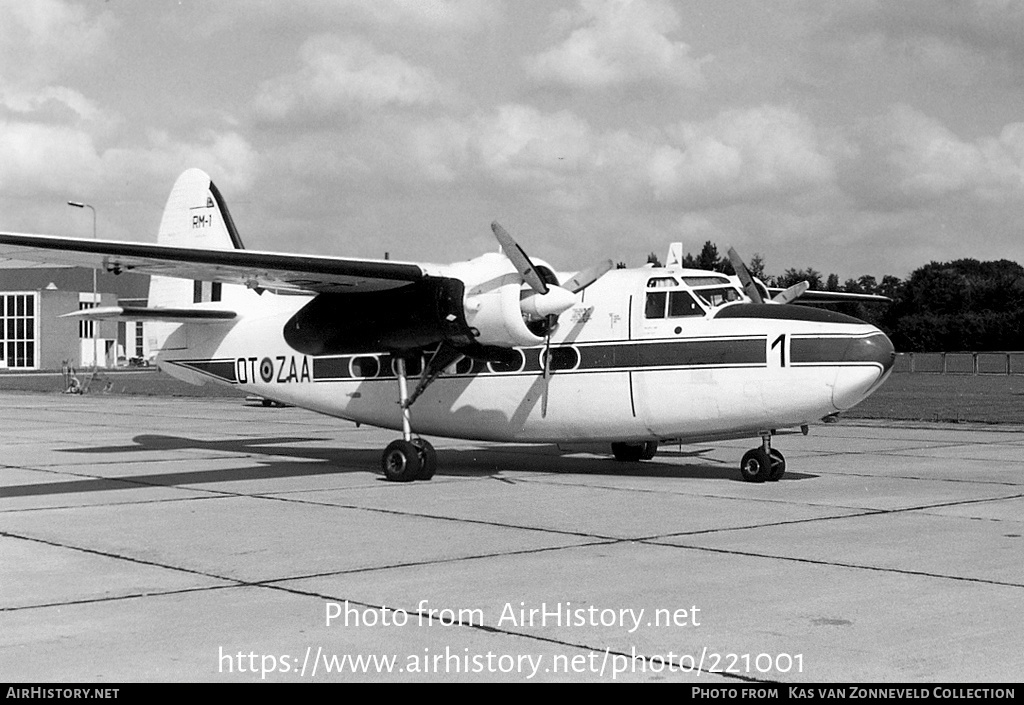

{"left": 0, "top": 169, "right": 895, "bottom": 483}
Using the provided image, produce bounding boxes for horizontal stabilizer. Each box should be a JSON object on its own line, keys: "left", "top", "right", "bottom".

{"left": 61, "top": 306, "right": 237, "bottom": 323}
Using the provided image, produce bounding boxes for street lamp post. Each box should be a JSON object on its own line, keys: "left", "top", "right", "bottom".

{"left": 67, "top": 201, "right": 98, "bottom": 372}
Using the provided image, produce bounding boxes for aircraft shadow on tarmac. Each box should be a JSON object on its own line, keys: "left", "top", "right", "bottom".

{"left": 1, "top": 435, "right": 816, "bottom": 498}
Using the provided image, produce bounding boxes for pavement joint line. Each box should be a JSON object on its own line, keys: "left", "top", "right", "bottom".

{"left": 804, "top": 444, "right": 1024, "bottom": 460}
{"left": 0, "top": 585, "right": 242, "bottom": 613}
{"left": 247, "top": 491, "right": 625, "bottom": 541}
{"left": 789, "top": 468, "right": 1023, "bottom": 487}
{"left": 253, "top": 539, "right": 621, "bottom": 586}
{"left": 0, "top": 529, "right": 246, "bottom": 592}
{"left": 245, "top": 585, "right": 771, "bottom": 684}
{"left": 0, "top": 494, "right": 228, "bottom": 515}
{"left": 640, "top": 491, "right": 1024, "bottom": 542}
{"left": 509, "top": 474, "right": 1023, "bottom": 512}
{"left": 1, "top": 454, "right": 257, "bottom": 474}
{"left": 644, "top": 541, "right": 1024, "bottom": 590}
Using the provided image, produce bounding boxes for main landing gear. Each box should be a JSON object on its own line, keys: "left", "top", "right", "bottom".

{"left": 381, "top": 437, "right": 436, "bottom": 482}
{"left": 739, "top": 433, "right": 785, "bottom": 483}
{"left": 611, "top": 441, "right": 659, "bottom": 462}
{"left": 380, "top": 348, "right": 461, "bottom": 482}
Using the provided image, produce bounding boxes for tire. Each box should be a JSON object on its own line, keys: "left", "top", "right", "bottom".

{"left": 381, "top": 440, "right": 421, "bottom": 482}
{"left": 767, "top": 449, "right": 786, "bottom": 481}
{"left": 739, "top": 448, "right": 772, "bottom": 483}
{"left": 612, "top": 442, "right": 644, "bottom": 462}
{"left": 412, "top": 438, "right": 437, "bottom": 481}
{"left": 640, "top": 441, "right": 658, "bottom": 460}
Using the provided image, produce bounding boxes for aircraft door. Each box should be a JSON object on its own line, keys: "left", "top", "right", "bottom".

{"left": 631, "top": 278, "right": 715, "bottom": 435}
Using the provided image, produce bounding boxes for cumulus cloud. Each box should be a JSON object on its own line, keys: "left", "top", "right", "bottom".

{"left": 0, "top": 121, "right": 257, "bottom": 210}
{"left": 315, "top": 102, "right": 837, "bottom": 217}
{"left": 648, "top": 106, "right": 834, "bottom": 205}
{"left": 333, "top": 0, "right": 503, "bottom": 32}
{"left": 203, "top": 0, "right": 502, "bottom": 35}
{"left": 841, "top": 104, "right": 1024, "bottom": 206}
{"left": 525, "top": 0, "right": 709, "bottom": 90}
{"left": 0, "top": 0, "right": 114, "bottom": 87}
{"left": 470, "top": 105, "right": 593, "bottom": 182}
{"left": 254, "top": 35, "right": 449, "bottom": 123}
{"left": 0, "top": 121, "right": 105, "bottom": 196}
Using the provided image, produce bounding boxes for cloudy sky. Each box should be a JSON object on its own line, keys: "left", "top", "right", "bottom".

{"left": 1, "top": 0, "right": 1023, "bottom": 281}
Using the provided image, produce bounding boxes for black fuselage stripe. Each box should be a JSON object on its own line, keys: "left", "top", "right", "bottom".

{"left": 176, "top": 334, "right": 887, "bottom": 386}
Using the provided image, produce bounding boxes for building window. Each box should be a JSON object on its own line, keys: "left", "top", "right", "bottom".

{"left": 135, "top": 323, "right": 145, "bottom": 358}
{"left": 78, "top": 301, "right": 95, "bottom": 339}
{"left": 1, "top": 293, "right": 36, "bottom": 369}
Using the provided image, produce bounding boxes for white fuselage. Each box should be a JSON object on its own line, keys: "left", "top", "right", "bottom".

{"left": 157, "top": 268, "right": 894, "bottom": 444}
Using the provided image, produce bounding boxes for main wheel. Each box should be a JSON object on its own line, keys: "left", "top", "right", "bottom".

{"left": 612, "top": 442, "right": 644, "bottom": 462}
{"left": 767, "top": 448, "right": 786, "bottom": 481}
{"left": 739, "top": 448, "right": 772, "bottom": 483}
{"left": 640, "top": 441, "right": 658, "bottom": 460}
{"left": 412, "top": 438, "right": 437, "bottom": 481}
{"left": 381, "top": 440, "right": 421, "bottom": 482}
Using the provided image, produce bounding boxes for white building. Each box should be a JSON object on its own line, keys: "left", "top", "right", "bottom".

{"left": 0, "top": 265, "right": 149, "bottom": 371}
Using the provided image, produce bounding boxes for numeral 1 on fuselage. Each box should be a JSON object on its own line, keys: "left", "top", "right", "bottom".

{"left": 771, "top": 334, "right": 787, "bottom": 367}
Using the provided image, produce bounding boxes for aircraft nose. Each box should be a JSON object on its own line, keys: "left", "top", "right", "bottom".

{"left": 832, "top": 330, "right": 896, "bottom": 410}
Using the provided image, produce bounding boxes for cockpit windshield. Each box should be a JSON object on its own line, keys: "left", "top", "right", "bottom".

{"left": 643, "top": 275, "right": 744, "bottom": 320}
{"left": 692, "top": 286, "right": 742, "bottom": 308}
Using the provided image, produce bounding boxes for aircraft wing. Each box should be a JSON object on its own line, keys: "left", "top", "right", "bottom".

{"left": 0, "top": 232, "right": 428, "bottom": 294}
{"left": 770, "top": 288, "right": 891, "bottom": 305}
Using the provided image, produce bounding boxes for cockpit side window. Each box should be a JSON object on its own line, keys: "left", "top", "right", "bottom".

{"left": 646, "top": 290, "right": 706, "bottom": 319}
{"left": 668, "top": 290, "right": 703, "bottom": 317}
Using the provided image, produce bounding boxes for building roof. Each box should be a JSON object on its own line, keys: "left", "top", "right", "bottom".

{"left": 0, "top": 267, "right": 148, "bottom": 298}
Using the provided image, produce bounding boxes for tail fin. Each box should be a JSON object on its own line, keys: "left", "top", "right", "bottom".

{"left": 148, "top": 169, "right": 246, "bottom": 352}
{"left": 156, "top": 168, "right": 245, "bottom": 251}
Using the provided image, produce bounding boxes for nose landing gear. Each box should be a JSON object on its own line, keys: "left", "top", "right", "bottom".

{"left": 739, "top": 434, "right": 786, "bottom": 483}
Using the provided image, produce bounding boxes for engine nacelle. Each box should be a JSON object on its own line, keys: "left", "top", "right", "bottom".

{"left": 283, "top": 251, "right": 575, "bottom": 357}
{"left": 463, "top": 271, "right": 547, "bottom": 348}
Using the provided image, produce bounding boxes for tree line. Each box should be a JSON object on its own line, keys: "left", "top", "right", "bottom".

{"left": 639, "top": 240, "right": 1024, "bottom": 352}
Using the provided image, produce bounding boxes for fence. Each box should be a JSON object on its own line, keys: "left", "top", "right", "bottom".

{"left": 894, "top": 351, "right": 1024, "bottom": 375}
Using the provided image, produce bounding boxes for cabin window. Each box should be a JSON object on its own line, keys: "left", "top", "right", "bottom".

{"left": 350, "top": 356, "right": 380, "bottom": 378}
{"left": 488, "top": 349, "right": 525, "bottom": 374}
{"left": 449, "top": 356, "right": 474, "bottom": 375}
{"left": 645, "top": 291, "right": 667, "bottom": 319}
{"left": 541, "top": 346, "right": 580, "bottom": 371}
{"left": 389, "top": 356, "right": 423, "bottom": 377}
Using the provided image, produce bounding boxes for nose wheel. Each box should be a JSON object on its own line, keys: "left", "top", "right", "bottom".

{"left": 739, "top": 435, "right": 786, "bottom": 482}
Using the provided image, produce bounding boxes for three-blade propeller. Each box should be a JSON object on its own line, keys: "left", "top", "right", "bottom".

{"left": 727, "top": 246, "right": 809, "bottom": 305}
{"left": 491, "top": 222, "right": 551, "bottom": 296}
{"left": 727, "top": 246, "right": 766, "bottom": 305}
{"left": 491, "top": 221, "right": 609, "bottom": 320}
